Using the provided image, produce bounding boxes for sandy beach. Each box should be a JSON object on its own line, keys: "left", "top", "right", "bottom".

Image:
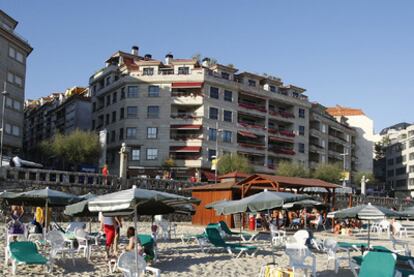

{"left": 1, "top": 221, "right": 413, "bottom": 276}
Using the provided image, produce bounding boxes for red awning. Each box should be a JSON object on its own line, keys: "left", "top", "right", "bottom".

{"left": 269, "top": 136, "right": 294, "bottom": 143}
{"left": 171, "top": 82, "right": 203, "bottom": 89}
{"left": 170, "top": 124, "right": 202, "bottom": 130}
{"left": 170, "top": 146, "right": 202, "bottom": 153}
{"left": 238, "top": 130, "right": 257, "bottom": 139}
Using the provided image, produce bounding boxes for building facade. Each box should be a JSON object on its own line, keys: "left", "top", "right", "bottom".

{"left": 24, "top": 87, "right": 91, "bottom": 162}
{"left": 380, "top": 123, "right": 414, "bottom": 197}
{"left": 90, "top": 47, "right": 311, "bottom": 178}
{"left": 326, "top": 105, "right": 375, "bottom": 173}
{"left": 309, "top": 104, "right": 356, "bottom": 177}
{"left": 0, "top": 10, "right": 32, "bottom": 156}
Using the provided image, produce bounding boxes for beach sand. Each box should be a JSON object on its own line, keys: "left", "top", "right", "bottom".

{"left": 1, "top": 222, "right": 413, "bottom": 276}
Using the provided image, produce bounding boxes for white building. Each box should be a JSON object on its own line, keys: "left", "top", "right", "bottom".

{"left": 326, "top": 105, "right": 375, "bottom": 173}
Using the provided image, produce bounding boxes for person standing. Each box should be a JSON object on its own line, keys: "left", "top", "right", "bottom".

{"left": 113, "top": 216, "right": 122, "bottom": 255}
{"left": 100, "top": 213, "right": 116, "bottom": 258}
{"left": 102, "top": 164, "right": 109, "bottom": 185}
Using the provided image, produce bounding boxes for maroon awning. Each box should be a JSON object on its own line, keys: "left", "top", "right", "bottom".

{"left": 170, "top": 124, "right": 202, "bottom": 130}
{"left": 238, "top": 130, "right": 257, "bottom": 139}
{"left": 171, "top": 82, "right": 203, "bottom": 88}
{"left": 269, "top": 136, "right": 294, "bottom": 143}
{"left": 170, "top": 146, "right": 202, "bottom": 153}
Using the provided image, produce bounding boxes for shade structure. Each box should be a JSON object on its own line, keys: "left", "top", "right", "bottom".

{"left": 282, "top": 199, "right": 325, "bottom": 210}
{"left": 206, "top": 190, "right": 310, "bottom": 216}
{"left": 327, "top": 203, "right": 400, "bottom": 247}
{"left": 5, "top": 187, "right": 81, "bottom": 207}
{"left": 399, "top": 206, "right": 414, "bottom": 218}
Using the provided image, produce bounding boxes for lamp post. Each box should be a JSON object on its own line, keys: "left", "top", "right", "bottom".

{"left": 0, "top": 82, "right": 8, "bottom": 168}
{"left": 213, "top": 122, "right": 223, "bottom": 184}
{"left": 340, "top": 151, "right": 349, "bottom": 187}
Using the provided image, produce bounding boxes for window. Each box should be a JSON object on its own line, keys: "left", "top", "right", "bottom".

{"left": 410, "top": 153, "right": 414, "bottom": 160}
{"left": 146, "top": 148, "right": 158, "bottom": 160}
{"left": 321, "top": 139, "right": 326, "bottom": 148}
{"left": 8, "top": 47, "right": 15, "bottom": 59}
{"left": 9, "top": 47, "right": 24, "bottom": 63}
{"left": 112, "top": 92, "right": 117, "bottom": 103}
{"left": 7, "top": 72, "right": 23, "bottom": 87}
{"left": 223, "top": 110, "right": 232, "bottom": 122}
{"left": 121, "top": 87, "right": 126, "bottom": 99}
{"left": 410, "top": 140, "right": 414, "bottom": 148}
{"left": 410, "top": 166, "right": 414, "bottom": 173}
{"left": 396, "top": 179, "right": 407, "bottom": 188}
{"left": 127, "top": 106, "right": 138, "bottom": 118}
{"left": 209, "top": 107, "right": 218, "bottom": 120}
{"left": 143, "top": 68, "right": 154, "bottom": 76}
{"left": 387, "top": 159, "right": 394, "bottom": 166}
{"left": 127, "top": 86, "right": 139, "bottom": 97}
{"left": 5, "top": 97, "right": 12, "bottom": 108}
{"left": 148, "top": 85, "right": 160, "bottom": 97}
{"left": 106, "top": 95, "right": 111, "bottom": 106}
{"left": 387, "top": 169, "right": 394, "bottom": 177}
{"left": 269, "top": 85, "right": 276, "bottom": 93}
{"left": 147, "top": 106, "right": 160, "bottom": 118}
{"left": 12, "top": 126, "right": 20, "bottom": 136}
{"left": 105, "top": 114, "right": 110, "bottom": 125}
{"left": 224, "top": 90, "right": 233, "bottom": 102}
{"left": 178, "top": 67, "right": 189, "bottom": 75}
{"left": 208, "top": 149, "right": 216, "bottom": 161}
{"left": 92, "top": 102, "right": 96, "bottom": 112}
{"left": 409, "top": 130, "right": 414, "bottom": 137}
{"left": 120, "top": 108, "right": 125, "bottom": 119}
{"left": 248, "top": 79, "right": 256, "bottom": 87}
{"left": 15, "top": 52, "right": 24, "bottom": 63}
{"left": 221, "top": 72, "right": 230, "bottom": 80}
{"left": 396, "top": 167, "right": 406, "bottom": 175}
{"left": 126, "top": 127, "right": 137, "bottom": 139}
{"left": 105, "top": 76, "right": 111, "bottom": 86}
{"left": 7, "top": 72, "right": 14, "bottom": 83}
{"left": 110, "top": 130, "right": 116, "bottom": 142}
{"left": 293, "top": 92, "right": 299, "bottom": 98}
{"left": 112, "top": 111, "right": 116, "bottom": 123}
{"left": 223, "top": 130, "right": 232, "bottom": 143}
{"left": 298, "top": 143, "right": 305, "bottom": 153}
{"left": 208, "top": 128, "right": 217, "bottom": 141}
{"left": 147, "top": 127, "right": 158, "bottom": 139}
{"left": 396, "top": 156, "right": 403, "bottom": 164}
{"left": 210, "top": 87, "right": 219, "bottom": 99}
{"left": 5, "top": 123, "right": 11, "bottom": 134}
{"left": 131, "top": 149, "right": 140, "bottom": 161}
{"left": 92, "top": 120, "right": 95, "bottom": 130}
{"left": 321, "top": 124, "right": 326, "bottom": 133}
{"left": 298, "top": 108, "right": 305, "bottom": 119}
{"left": 119, "top": 128, "right": 124, "bottom": 140}
{"left": 299, "top": 125, "right": 305, "bottom": 136}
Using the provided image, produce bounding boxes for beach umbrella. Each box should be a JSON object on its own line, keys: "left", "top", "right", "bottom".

{"left": 6, "top": 187, "right": 81, "bottom": 235}
{"left": 88, "top": 185, "right": 199, "bottom": 273}
{"left": 282, "top": 199, "right": 325, "bottom": 210}
{"left": 399, "top": 206, "right": 414, "bottom": 218}
{"left": 327, "top": 203, "right": 400, "bottom": 247}
{"left": 206, "top": 190, "right": 310, "bottom": 215}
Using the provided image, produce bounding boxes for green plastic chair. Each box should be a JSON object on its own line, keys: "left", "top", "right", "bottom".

{"left": 8, "top": 241, "right": 49, "bottom": 275}
{"left": 205, "top": 226, "right": 258, "bottom": 258}
{"left": 137, "top": 234, "right": 157, "bottom": 262}
{"left": 358, "top": 251, "right": 396, "bottom": 277}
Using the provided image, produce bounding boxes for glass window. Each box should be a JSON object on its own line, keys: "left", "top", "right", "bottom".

{"left": 143, "top": 68, "right": 154, "bottom": 76}
{"left": 210, "top": 87, "right": 219, "bottom": 99}
{"left": 8, "top": 47, "right": 15, "bottom": 58}
{"left": 5, "top": 123, "right": 11, "bottom": 134}
{"left": 178, "top": 67, "right": 189, "bottom": 75}
{"left": 112, "top": 111, "right": 116, "bottom": 122}
{"left": 14, "top": 75, "right": 22, "bottom": 87}
{"left": 248, "top": 79, "right": 256, "bottom": 87}
{"left": 269, "top": 85, "right": 276, "bottom": 92}
{"left": 223, "top": 130, "right": 232, "bottom": 143}
{"left": 121, "top": 87, "right": 126, "bottom": 99}
{"left": 299, "top": 125, "right": 305, "bottom": 136}
{"left": 209, "top": 107, "right": 218, "bottom": 120}
{"left": 110, "top": 130, "right": 116, "bottom": 142}
{"left": 127, "top": 86, "right": 139, "bottom": 97}
{"left": 396, "top": 156, "right": 403, "bottom": 164}
{"left": 409, "top": 166, "right": 414, "bottom": 173}
{"left": 298, "top": 143, "right": 305, "bottom": 153}
{"left": 7, "top": 72, "right": 14, "bottom": 83}
{"left": 410, "top": 153, "right": 414, "bottom": 160}
{"left": 321, "top": 124, "right": 326, "bottom": 133}
{"left": 387, "top": 159, "right": 394, "bottom": 165}
{"left": 208, "top": 128, "right": 217, "bottom": 141}
{"left": 146, "top": 148, "right": 158, "bottom": 160}
{"left": 120, "top": 108, "right": 125, "bottom": 119}
{"left": 147, "top": 106, "right": 159, "bottom": 118}
{"left": 410, "top": 140, "right": 414, "bottom": 148}
{"left": 16, "top": 52, "right": 24, "bottom": 63}
{"left": 148, "top": 85, "right": 160, "bottom": 97}
{"left": 12, "top": 125, "right": 20, "bottom": 136}
{"left": 298, "top": 108, "right": 305, "bottom": 118}
{"left": 6, "top": 97, "right": 12, "bottom": 108}
{"left": 119, "top": 128, "right": 124, "bottom": 140}
{"left": 106, "top": 95, "right": 111, "bottom": 106}
{"left": 112, "top": 92, "right": 117, "bottom": 103}
{"left": 224, "top": 90, "right": 233, "bottom": 102}
{"left": 131, "top": 149, "right": 140, "bottom": 161}
{"left": 127, "top": 106, "right": 138, "bottom": 118}
{"left": 147, "top": 127, "right": 158, "bottom": 139}
{"left": 126, "top": 127, "right": 137, "bottom": 139}
{"left": 208, "top": 149, "right": 216, "bottom": 161}
{"left": 221, "top": 72, "right": 230, "bottom": 80}
{"left": 223, "top": 110, "right": 232, "bottom": 122}
{"left": 105, "top": 114, "right": 110, "bottom": 125}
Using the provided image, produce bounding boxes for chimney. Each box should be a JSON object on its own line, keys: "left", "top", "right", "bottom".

{"left": 165, "top": 53, "right": 173, "bottom": 65}
{"left": 144, "top": 54, "right": 152, "bottom": 60}
{"left": 131, "top": 46, "right": 139, "bottom": 56}
{"left": 202, "top": 57, "right": 210, "bottom": 67}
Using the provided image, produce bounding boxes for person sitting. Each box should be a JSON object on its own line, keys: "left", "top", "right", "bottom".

{"left": 309, "top": 211, "right": 322, "bottom": 230}
{"left": 126, "top": 227, "right": 144, "bottom": 255}
{"left": 334, "top": 221, "right": 344, "bottom": 235}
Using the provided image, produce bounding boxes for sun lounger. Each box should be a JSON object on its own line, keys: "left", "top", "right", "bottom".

{"left": 218, "top": 221, "right": 258, "bottom": 242}
{"left": 358, "top": 251, "right": 396, "bottom": 277}
{"left": 7, "top": 241, "right": 49, "bottom": 275}
{"left": 205, "top": 227, "right": 258, "bottom": 258}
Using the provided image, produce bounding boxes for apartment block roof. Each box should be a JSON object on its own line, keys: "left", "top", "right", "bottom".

{"left": 326, "top": 105, "right": 365, "bottom": 116}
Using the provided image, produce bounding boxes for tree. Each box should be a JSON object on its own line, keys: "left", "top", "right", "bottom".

{"left": 41, "top": 129, "right": 100, "bottom": 169}
{"left": 217, "top": 154, "right": 253, "bottom": 175}
{"left": 374, "top": 135, "right": 390, "bottom": 160}
{"left": 312, "top": 163, "right": 343, "bottom": 184}
{"left": 276, "top": 161, "right": 309, "bottom": 178}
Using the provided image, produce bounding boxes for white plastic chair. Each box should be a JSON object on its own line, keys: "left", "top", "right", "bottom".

{"left": 323, "top": 238, "right": 349, "bottom": 273}
{"left": 66, "top": 222, "right": 86, "bottom": 233}
{"left": 46, "top": 230, "right": 76, "bottom": 266}
{"left": 393, "top": 221, "right": 408, "bottom": 238}
{"left": 73, "top": 228, "right": 93, "bottom": 261}
{"left": 269, "top": 224, "right": 286, "bottom": 247}
{"left": 116, "top": 251, "right": 161, "bottom": 277}
{"left": 389, "top": 233, "right": 411, "bottom": 256}
{"left": 379, "top": 220, "right": 390, "bottom": 236}
{"left": 157, "top": 220, "right": 170, "bottom": 240}
{"left": 286, "top": 246, "right": 317, "bottom": 277}
{"left": 285, "top": 230, "right": 309, "bottom": 254}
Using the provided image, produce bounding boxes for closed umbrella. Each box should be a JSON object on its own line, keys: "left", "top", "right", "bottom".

{"left": 88, "top": 185, "right": 199, "bottom": 273}
{"left": 327, "top": 203, "right": 399, "bottom": 247}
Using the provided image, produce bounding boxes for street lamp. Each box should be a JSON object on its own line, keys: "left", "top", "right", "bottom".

{"left": 212, "top": 122, "right": 223, "bottom": 184}
{"left": 0, "top": 82, "right": 8, "bottom": 168}
{"left": 339, "top": 151, "right": 349, "bottom": 187}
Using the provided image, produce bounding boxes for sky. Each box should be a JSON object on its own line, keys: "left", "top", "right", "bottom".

{"left": 2, "top": 0, "right": 414, "bottom": 132}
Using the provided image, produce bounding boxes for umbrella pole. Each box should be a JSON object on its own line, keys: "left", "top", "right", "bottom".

{"left": 134, "top": 206, "right": 139, "bottom": 277}
{"left": 368, "top": 220, "right": 370, "bottom": 249}
{"left": 44, "top": 200, "right": 48, "bottom": 237}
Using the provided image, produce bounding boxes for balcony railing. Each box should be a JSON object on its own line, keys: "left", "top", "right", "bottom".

{"left": 170, "top": 134, "right": 203, "bottom": 141}
{"left": 170, "top": 113, "right": 202, "bottom": 120}
{"left": 238, "top": 102, "right": 267, "bottom": 113}
{"left": 238, "top": 142, "right": 266, "bottom": 150}
{"left": 279, "top": 130, "right": 296, "bottom": 137}
{"left": 171, "top": 91, "right": 203, "bottom": 97}
{"left": 269, "top": 147, "right": 296, "bottom": 155}
{"left": 238, "top": 121, "right": 265, "bottom": 130}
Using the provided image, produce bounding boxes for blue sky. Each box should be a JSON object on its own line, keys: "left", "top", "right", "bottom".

{"left": 3, "top": 1, "right": 413, "bottom": 132}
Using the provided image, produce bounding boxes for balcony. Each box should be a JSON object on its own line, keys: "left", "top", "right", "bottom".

{"left": 238, "top": 121, "right": 265, "bottom": 131}
{"left": 279, "top": 130, "right": 296, "bottom": 138}
{"left": 238, "top": 142, "right": 266, "bottom": 151}
{"left": 269, "top": 147, "right": 296, "bottom": 156}
{"left": 170, "top": 135, "right": 203, "bottom": 146}
{"left": 171, "top": 95, "right": 203, "bottom": 105}
{"left": 170, "top": 113, "right": 203, "bottom": 124}
{"left": 238, "top": 102, "right": 267, "bottom": 113}
{"left": 174, "top": 159, "right": 202, "bottom": 168}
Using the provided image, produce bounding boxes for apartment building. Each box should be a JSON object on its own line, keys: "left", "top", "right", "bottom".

{"left": 24, "top": 87, "right": 91, "bottom": 162}
{"left": 0, "top": 10, "right": 32, "bottom": 156}
{"left": 326, "top": 105, "right": 375, "bottom": 173}
{"left": 90, "top": 46, "right": 311, "bottom": 178}
{"left": 309, "top": 104, "right": 356, "bottom": 176}
{"left": 380, "top": 123, "right": 414, "bottom": 197}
